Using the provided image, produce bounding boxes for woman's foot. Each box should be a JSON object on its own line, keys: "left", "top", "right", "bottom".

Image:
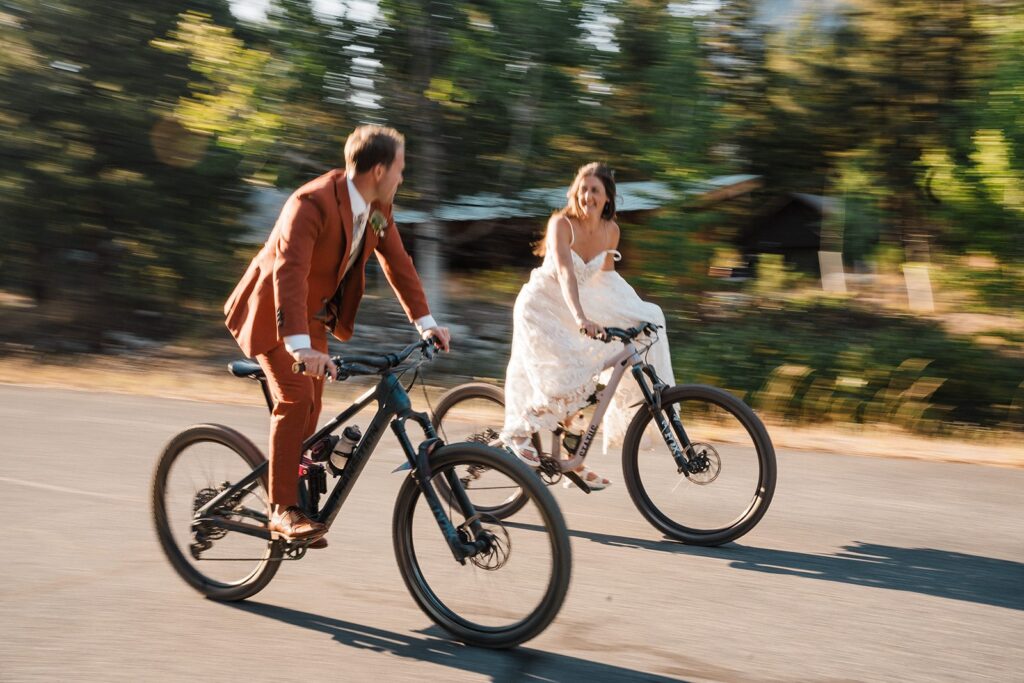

{"left": 564, "top": 465, "right": 612, "bottom": 491}
{"left": 506, "top": 436, "right": 541, "bottom": 468}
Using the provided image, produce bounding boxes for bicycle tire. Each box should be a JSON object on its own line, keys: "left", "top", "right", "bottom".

{"left": 152, "top": 424, "right": 282, "bottom": 601}
{"left": 392, "top": 442, "right": 571, "bottom": 648}
{"left": 621, "top": 385, "right": 777, "bottom": 546}
{"left": 431, "top": 383, "right": 531, "bottom": 520}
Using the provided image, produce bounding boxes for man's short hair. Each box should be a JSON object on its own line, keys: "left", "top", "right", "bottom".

{"left": 344, "top": 125, "right": 405, "bottom": 174}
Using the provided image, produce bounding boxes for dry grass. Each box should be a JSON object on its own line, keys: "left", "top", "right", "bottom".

{"left": 1, "top": 355, "right": 1019, "bottom": 468}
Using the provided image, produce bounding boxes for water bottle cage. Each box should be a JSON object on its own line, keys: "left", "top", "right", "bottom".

{"left": 309, "top": 435, "right": 340, "bottom": 463}
{"left": 562, "top": 431, "right": 582, "bottom": 455}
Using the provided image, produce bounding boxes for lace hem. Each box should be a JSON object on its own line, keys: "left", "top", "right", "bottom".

{"left": 500, "top": 377, "right": 598, "bottom": 442}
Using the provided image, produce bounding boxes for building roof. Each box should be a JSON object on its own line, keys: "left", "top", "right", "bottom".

{"left": 242, "top": 174, "right": 761, "bottom": 242}
{"left": 400, "top": 179, "right": 684, "bottom": 225}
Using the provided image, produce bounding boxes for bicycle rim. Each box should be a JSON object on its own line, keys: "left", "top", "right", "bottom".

{"left": 624, "top": 386, "right": 776, "bottom": 545}
{"left": 153, "top": 426, "right": 279, "bottom": 595}
{"left": 432, "top": 384, "right": 528, "bottom": 519}
{"left": 393, "top": 445, "right": 571, "bottom": 648}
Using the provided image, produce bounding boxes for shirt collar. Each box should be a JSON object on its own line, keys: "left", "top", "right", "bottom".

{"left": 346, "top": 175, "right": 368, "bottom": 219}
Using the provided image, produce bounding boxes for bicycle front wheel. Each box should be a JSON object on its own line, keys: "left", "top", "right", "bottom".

{"left": 622, "top": 385, "right": 777, "bottom": 546}
{"left": 152, "top": 424, "right": 282, "bottom": 601}
{"left": 392, "top": 443, "right": 571, "bottom": 649}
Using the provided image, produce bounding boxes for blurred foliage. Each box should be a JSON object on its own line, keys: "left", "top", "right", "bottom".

{"left": 702, "top": 0, "right": 1022, "bottom": 263}
{"left": 0, "top": 0, "right": 250, "bottom": 348}
{"left": 0, "top": 0, "right": 1020, "bottom": 434}
{"left": 673, "top": 297, "right": 1024, "bottom": 433}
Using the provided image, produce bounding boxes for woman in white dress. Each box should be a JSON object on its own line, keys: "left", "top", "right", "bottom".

{"left": 500, "top": 162, "right": 674, "bottom": 489}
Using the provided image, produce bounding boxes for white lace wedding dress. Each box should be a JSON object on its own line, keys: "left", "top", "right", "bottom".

{"left": 500, "top": 221, "right": 675, "bottom": 454}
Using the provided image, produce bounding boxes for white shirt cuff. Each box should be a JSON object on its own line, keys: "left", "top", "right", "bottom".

{"left": 283, "top": 334, "right": 311, "bottom": 353}
{"left": 414, "top": 315, "right": 437, "bottom": 334}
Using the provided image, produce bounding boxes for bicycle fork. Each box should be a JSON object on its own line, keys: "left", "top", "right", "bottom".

{"left": 391, "top": 412, "right": 491, "bottom": 565}
{"left": 633, "top": 365, "right": 699, "bottom": 476}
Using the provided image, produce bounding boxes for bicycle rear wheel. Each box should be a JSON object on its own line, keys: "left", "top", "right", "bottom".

{"left": 392, "top": 443, "right": 571, "bottom": 649}
{"left": 152, "top": 424, "right": 281, "bottom": 601}
{"left": 622, "top": 385, "right": 776, "bottom": 546}
{"left": 431, "top": 383, "right": 530, "bottom": 519}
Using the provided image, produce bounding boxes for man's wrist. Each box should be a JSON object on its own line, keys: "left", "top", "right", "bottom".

{"left": 283, "top": 334, "right": 311, "bottom": 354}
{"left": 414, "top": 315, "right": 437, "bottom": 335}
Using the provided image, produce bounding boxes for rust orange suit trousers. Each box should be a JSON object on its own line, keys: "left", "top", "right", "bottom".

{"left": 256, "top": 342, "right": 326, "bottom": 507}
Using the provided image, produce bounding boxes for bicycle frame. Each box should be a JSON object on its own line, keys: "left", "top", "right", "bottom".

{"left": 194, "top": 367, "right": 490, "bottom": 562}
{"left": 551, "top": 338, "right": 695, "bottom": 475}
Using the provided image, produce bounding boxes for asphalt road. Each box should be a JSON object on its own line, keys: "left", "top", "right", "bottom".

{"left": 1, "top": 384, "right": 1021, "bottom": 682}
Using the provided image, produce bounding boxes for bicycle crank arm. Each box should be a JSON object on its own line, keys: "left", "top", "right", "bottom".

{"left": 562, "top": 469, "right": 592, "bottom": 494}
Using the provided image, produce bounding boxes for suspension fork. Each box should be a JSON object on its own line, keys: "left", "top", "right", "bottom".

{"left": 391, "top": 411, "right": 483, "bottom": 563}
{"left": 632, "top": 365, "right": 694, "bottom": 473}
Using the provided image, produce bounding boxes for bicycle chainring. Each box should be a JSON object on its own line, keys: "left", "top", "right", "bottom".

{"left": 537, "top": 456, "right": 563, "bottom": 485}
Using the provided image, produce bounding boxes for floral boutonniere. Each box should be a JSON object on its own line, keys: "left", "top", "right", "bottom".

{"left": 369, "top": 210, "right": 388, "bottom": 238}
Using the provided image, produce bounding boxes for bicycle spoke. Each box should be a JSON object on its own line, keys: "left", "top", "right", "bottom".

{"left": 623, "top": 386, "right": 775, "bottom": 545}
{"left": 162, "top": 438, "right": 273, "bottom": 585}
{"left": 401, "top": 456, "right": 560, "bottom": 631}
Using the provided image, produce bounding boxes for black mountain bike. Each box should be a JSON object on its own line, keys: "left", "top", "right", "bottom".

{"left": 432, "top": 324, "right": 777, "bottom": 547}
{"left": 152, "top": 339, "right": 571, "bottom": 649}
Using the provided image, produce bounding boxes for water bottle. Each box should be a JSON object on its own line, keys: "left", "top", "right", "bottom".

{"left": 562, "top": 429, "right": 583, "bottom": 455}
{"left": 329, "top": 425, "right": 361, "bottom": 475}
{"left": 561, "top": 412, "right": 586, "bottom": 455}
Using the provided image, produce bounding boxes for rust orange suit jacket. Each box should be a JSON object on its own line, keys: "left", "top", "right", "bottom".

{"left": 224, "top": 169, "right": 430, "bottom": 358}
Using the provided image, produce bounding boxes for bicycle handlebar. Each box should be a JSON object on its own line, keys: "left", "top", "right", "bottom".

{"left": 292, "top": 338, "right": 437, "bottom": 377}
{"left": 590, "top": 321, "right": 660, "bottom": 343}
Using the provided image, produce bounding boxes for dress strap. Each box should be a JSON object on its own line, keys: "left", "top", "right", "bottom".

{"left": 607, "top": 249, "right": 622, "bottom": 262}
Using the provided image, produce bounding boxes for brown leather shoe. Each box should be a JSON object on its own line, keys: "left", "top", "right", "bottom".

{"left": 268, "top": 506, "right": 326, "bottom": 541}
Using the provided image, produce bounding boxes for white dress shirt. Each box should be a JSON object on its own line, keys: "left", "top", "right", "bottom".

{"left": 283, "top": 177, "right": 436, "bottom": 352}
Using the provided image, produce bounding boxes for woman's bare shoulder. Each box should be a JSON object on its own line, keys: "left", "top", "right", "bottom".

{"left": 607, "top": 221, "right": 621, "bottom": 248}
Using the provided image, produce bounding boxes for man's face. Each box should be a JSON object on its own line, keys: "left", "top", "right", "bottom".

{"left": 376, "top": 145, "right": 405, "bottom": 204}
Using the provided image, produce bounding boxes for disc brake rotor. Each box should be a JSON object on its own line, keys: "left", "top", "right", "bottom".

{"left": 686, "top": 443, "right": 721, "bottom": 485}
{"left": 460, "top": 513, "right": 512, "bottom": 571}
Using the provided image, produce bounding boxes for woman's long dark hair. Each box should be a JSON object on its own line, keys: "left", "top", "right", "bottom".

{"left": 534, "top": 162, "right": 616, "bottom": 257}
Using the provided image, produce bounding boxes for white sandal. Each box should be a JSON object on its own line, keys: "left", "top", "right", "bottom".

{"left": 506, "top": 438, "right": 541, "bottom": 468}
{"left": 564, "top": 465, "right": 612, "bottom": 491}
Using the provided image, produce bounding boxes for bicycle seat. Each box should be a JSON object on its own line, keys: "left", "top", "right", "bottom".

{"left": 228, "top": 359, "right": 265, "bottom": 380}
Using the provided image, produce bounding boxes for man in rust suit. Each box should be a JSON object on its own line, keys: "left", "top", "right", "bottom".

{"left": 225, "top": 125, "right": 450, "bottom": 542}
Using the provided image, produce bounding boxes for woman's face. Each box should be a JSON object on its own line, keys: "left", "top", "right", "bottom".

{"left": 576, "top": 175, "right": 607, "bottom": 219}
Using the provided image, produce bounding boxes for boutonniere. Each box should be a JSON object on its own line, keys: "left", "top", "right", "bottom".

{"left": 369, "top": 210, "right": 388, "bottom": 238}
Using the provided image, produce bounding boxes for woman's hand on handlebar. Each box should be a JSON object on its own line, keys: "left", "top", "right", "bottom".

{"left": 289, "top": 348, "right": 337, "bottom": 381}
{"left": 576, "top": 317, "right": 605, "bottom": 340}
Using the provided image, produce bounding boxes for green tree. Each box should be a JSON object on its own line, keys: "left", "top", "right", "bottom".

{"left": 602, "top": 1, "right": 711, "bottom": 180}
{"left": 0, "top": 1, "right": 249, "bottom": 348}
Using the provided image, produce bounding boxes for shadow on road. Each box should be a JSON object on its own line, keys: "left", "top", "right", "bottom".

{"left": 228, "top": 602, "right": 690, "bottom": 682}
{"left": 507, "top": 523, "right": 1024, "bottom": 611}
{"left": 722, "top": 541, "right": 1024, "bottom": 611}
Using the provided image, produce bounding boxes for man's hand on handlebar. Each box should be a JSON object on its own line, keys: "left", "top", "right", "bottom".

{"left": 422, "top": 326, "right": 451, "bottom": 352}
{"left": 290, "top": 347, "right": 337, "bottom": 381}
